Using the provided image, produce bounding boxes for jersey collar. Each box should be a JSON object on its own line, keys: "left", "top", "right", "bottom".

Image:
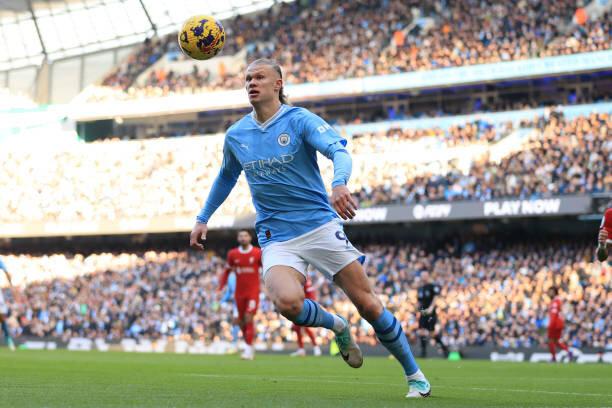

{"left": 250, "top": 104, "right": 287, "bottom": 131}
{"left": 238, "top": 245, "right": 253, "bottom": 254}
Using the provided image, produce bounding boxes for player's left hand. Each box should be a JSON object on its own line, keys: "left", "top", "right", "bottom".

{"left": 331, "top": 185, "right": 358, "bottom": 220}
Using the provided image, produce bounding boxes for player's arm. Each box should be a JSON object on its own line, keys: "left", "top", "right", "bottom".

{"left": 597, "top": 229, "right": 608, "bottom": 262}
{"left": 0, "top": 260, "right": 12, "bottom": 287}
{"left": 301, "top": 111, "right": 356, "bottom": 220}
{"left": 218, "top": 253, "right": 232, "bottom": 292}
{"left": 190, "top": 140, "right": 242, "bottom": 250}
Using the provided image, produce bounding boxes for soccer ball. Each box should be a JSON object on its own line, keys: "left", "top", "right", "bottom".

{"left": 178, "top": 15, "right": 226, "bottom": 60}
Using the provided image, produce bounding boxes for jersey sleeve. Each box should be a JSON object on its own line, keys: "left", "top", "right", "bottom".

{"left": 219, "top": 138, "right": 243, "bottom": 181}
{"left": 196, "top": 138, "right": 242, "bottom": 223}
{"left": 300, "top": 110, "right": 347, "bottom": 159}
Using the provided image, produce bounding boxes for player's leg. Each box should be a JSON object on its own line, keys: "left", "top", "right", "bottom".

{"left": 265, "top": 266, "right": 346, "bottom": 333}
{"left": 304, "top": 327, "right": 321, "bottom": 356}
{"left": 430, "top": 316, "right": 449, "bottom": 357}
{"left": 418, "top": 319, "right": 428, "bottom": 358}
{"left": 291, "top": 324, "right": 306, "bottom": 356}
{"left": 548, "top": 340, "right": 557, "bottom": 362}
{"left": 241, "top": 298, "right": 258, "bottom": 359}
{"left": 0, "top": 291, "right": 13, "bottom": 351}
{"left": 235, "top": 298, "right": 252, "bottom": 360}
{"left": 554, "top": 327, "right": 572, "bottom": 360}
{"left": 433, "top": 332, "right": 449, "bottom": 357}
{"left": 547, "top": 328, "right": 558, "bottom": 362}
{"left": 0, "top": 313, "right": 14, "bottom": 351}
{"left": 230, "top": 312, "right": 241, "bottom": 352}
{"left": 334, "top": 261, "right": 430, "bottom": 398}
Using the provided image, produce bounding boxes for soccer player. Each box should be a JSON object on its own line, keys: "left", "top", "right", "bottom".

{"left": 547, "top": 286, "right": 571, "bottom": 362}
{"left": 218, "top": 229, "right": 262, "bottom": 360}
{"left": 596, "top": 206, "right": 611, "bottom": 262}
{"left": 290, "top": 272, "right": 322, "bottom": 357}
{"left": 190, "top": 58, "right": 431, "bottom": 398}
{"left": 0, "top": 257, "right": 15, "bottom": 351}
{"left": 417, "top": 271, "right": 449, "bottom": 358}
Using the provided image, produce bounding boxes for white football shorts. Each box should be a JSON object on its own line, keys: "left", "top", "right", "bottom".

{"left": 262, "top": 219, "right": 365, "bottom": 281}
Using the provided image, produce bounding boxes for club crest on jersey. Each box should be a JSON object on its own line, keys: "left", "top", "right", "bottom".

{"left": 277, "top": 133, "right": 290, "bottom": 146}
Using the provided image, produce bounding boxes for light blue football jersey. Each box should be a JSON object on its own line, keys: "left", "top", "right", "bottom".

{"left": 221, "top": 104, "right": 347, "bottom": 246}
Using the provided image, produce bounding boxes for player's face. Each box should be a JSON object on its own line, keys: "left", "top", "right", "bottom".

{"left": 245, "top": 64, "right": 282, "bottom": 105}
{"left": 421, "top": 271, "right": 430, "bottom": 283}
{"left": 237, "top": 231, "right": 252, "bottom": 246}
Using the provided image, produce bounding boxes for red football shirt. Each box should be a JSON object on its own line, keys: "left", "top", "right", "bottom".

{"left": 219, "top": 245, "right": 262, "bottom": 298}
{"left": 549, "top": 297, "right": 564, "bottom": 328}
{"left": 304, "top": 277, "right": 316, "bottom": 301}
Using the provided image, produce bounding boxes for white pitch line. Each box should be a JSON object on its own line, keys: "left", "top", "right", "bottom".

{"left": 184, "top": 374, "right": 612, "bottom": 398}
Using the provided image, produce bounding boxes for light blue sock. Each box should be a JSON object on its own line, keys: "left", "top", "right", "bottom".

{"left": 370, "top": 308, "right": 419, "bottom": 376}
{"left": 294, "top": 299, "right": 336, "bottom": 331}
{"left": 231, "top": 324, "right": 240, "bottom": 344}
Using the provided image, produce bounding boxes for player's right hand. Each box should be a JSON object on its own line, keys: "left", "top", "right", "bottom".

{"left": 599, "top": 229, "right": 608, "bottom": 246}
{"left": 190, "top": 222, "right": 208, "bottom": 250}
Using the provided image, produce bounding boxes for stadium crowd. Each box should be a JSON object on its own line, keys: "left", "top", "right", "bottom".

{"left": 355, "top": 111, "right": 611, "bottom": 206}
{"left": 94, "top": 0, "right": 610, "bottom": 100}
{"left": 1, "top": 239, "right": 609, "bottom": 350}
{"left": 1, "top": 111, "right": 609, "bottom": 223}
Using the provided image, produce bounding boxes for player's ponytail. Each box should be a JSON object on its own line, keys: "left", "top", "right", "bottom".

{"left": 279, "top": 84, "right": 289, "bottom": 105}
{"left": 271, "top": 61, "right": 290, "bottom": 105}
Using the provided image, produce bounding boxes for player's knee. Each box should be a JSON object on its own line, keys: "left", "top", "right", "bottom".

{"left": 274, "top": 294, "right": 304, "bottom": 320}
{"left": 354, "top": 293, "right": 383, "bottom": 321}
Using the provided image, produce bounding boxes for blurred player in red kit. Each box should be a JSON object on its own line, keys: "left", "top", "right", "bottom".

{"left": 218, "top": 229, "right": 262, "bottom": 360}
{"left": 596, "top": 206, "right": 611, "bottom": 262}
{"left": 547, "top": 286, "right": 572, "bottom": 362}
{"left": 290, "top": 272, "right": 322, "bottom": 357}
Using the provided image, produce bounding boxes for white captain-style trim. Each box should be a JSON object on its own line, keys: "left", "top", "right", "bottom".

{"left": 238, "top": 245, "right": 253, "bottom": 254}
{"left": 251, "top": 104, "right": 287, "bottom": 130}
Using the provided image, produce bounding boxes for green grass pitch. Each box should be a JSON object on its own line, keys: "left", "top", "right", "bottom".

{"left": 0, "top": 350, "right": 610, "bottom": 407}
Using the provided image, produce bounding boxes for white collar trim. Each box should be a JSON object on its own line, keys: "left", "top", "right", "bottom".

{"left": 251, "top": 104, "right": 286, "bottom": 130}
{"left": 238, "top": 245, "right": 253, "bottom": 254}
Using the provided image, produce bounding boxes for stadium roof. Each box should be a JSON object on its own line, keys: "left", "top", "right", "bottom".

{"left": 0, "top": 0, "right": 285, "bottom": 71}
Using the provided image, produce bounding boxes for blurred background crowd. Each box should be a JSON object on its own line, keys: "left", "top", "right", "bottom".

{"left": 1, "top": 239, "right": 608, "bottom": 350}
{"left": 96, "top": 0, "right": 610, "bottom": 100}
{"left": 2, "top": 110, "right": 609, "bottom": 223}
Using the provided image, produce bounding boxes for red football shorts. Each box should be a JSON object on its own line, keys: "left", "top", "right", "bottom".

{"left": 236, "top": 296, "right": 259, "bottom": 320}
{"left": 547, "top": 325, "right": 564, "bottom": 340}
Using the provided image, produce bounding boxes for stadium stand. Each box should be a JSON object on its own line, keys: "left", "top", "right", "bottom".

{"left": 2, "top": 240, "right": 608, "bottom": 350}
{"left": 1, "top": 109, "right": 608, "bottom": 223}
{"left": 91, "top": 0, "right": 610, "bottom": 100}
